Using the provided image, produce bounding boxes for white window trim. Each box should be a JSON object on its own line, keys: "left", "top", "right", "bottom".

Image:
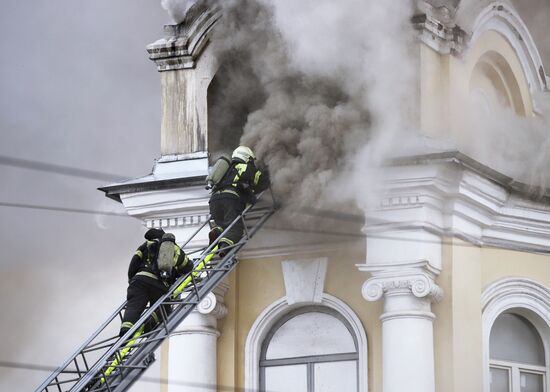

{"left": 467, "top": 1, "right": 546, "bottom": 95}
{"left": 245, "top": 293, "right": 368, "bottom": 392}
{"left": 490, "top": 360, "right": 546, "bottom": 392}
{"left": 482, "top": 277, "right": 550, "bottom": 392}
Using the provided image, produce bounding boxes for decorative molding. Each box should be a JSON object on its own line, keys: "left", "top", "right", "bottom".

{"left": 147, "top": 6, "right": 222, "bottom": 72}
{"left": 412, "top": 8, "right": 467, "bottom": 56}
{"left": 244, "top": 294, "right": 369, "bottom": 392}
{"left": 481, "top": 277, "right": 550, "bottom": 392}
{"left": 380, "top": 194, "right": 423, "bottom": 209}
{"left": 467, "top": 2, "right": 546, "bottom": 94}
{"left": 281, "top": 258, "right": 328, "bottom": 305}
{"left": 365, "top": 152, "right": 550, "bottom": 256}
{"left": 197, "top": 292, "right": 228, "bottom": 319}
{"left": 239, "top": 238, "right": 357, "bottom": 260}
{"left": 361, "top": 262, "right": 443, "bottom": 304}
{"left": 146, "top": 213, "right": 209, "bottom": 229}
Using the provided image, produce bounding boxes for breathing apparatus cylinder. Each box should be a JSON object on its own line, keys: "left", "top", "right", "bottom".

{"left": 206, "top": 156, "right": 231, "bottom": 190}
{"left": 157, "top": 233, "right": 176, "bottom": 280}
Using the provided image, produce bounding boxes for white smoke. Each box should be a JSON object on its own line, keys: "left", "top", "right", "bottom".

{"left": 161, "top": 0, "right": 197, "bottom": 24}
{"left": 167, "top": 0, "right": 550, "bottom": 207}
{"left": 208, "top": 0, "right": 417, "bottom": 210}
{"left": 457, "top": 92, "right": 550, "bottom": 194}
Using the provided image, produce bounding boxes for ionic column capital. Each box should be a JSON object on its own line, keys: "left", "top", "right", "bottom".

{"left": 197, "top": 292, "right": 228, "bottom": 319}
{"left": 359, "top": 261, "right": 443, "bottom": 303}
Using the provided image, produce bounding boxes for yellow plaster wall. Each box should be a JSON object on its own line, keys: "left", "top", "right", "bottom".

{"left": 433, "top": 239, "right": 484, "bottom": 392}
{"left": 323, "top": 243, "right": 383, "bottom": 392}
{"left": 420, "top": 44, "right": 450, "bottom": 137}
{"left": 450, "top": 240, "right": 484, "bottom": 392}
{"left": 480, "top": 247, "right": 550, "bottom": 289}
{"left": 433, "top": 239, "right": 454, "bottom": 392}
{"left": 464, "top": 31, "right": 533, "bottom": 116}
{"left": 435, "top": 240, "right": 550, "bottom": 392}
{"left": 420, "top": 30, "right": 535, "bottom": 146}
{"left": 217, "top": 240, "right": 385, "bottom": 391}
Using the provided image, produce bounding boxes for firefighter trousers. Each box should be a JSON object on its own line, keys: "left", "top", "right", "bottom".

{"left": 119, "top": 278, "right": 169, "bottom": 337}
{"left": 209, "top": 196, "right": 246, "bottom": 247}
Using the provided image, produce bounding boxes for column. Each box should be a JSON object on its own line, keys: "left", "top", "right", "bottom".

{"left": 164, "top": 285, "right": 228, "bottom": 392}
{"left": 361, "top": 263, "right": 442, "bottom": 392}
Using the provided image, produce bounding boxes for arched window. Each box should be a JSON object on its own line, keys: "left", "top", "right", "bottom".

{"left": 489, "top": 313, "right": 546, "bottom": 392}
{"left": 260, "top": 306, "right": 359, "bottom": 392}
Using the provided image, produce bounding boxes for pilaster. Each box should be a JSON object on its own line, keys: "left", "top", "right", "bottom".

{"left": 146, "top": 6, "right": 221, "bottom": 156}
{"left": 359, "top": 263, "right": 442, "bottom": 392}
{"left": 163, "top": 283, "right": 228, "bottom": 392}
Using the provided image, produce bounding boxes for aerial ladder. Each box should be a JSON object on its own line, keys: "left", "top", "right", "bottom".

{"left": 35, "top": 190, "right": 277, "bottom": 392}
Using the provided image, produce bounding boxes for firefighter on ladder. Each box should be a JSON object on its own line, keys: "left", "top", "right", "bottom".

{"left": 119, "top": 228, "right": 193, "bottom": 338}
{"left": 208, "top": 145, "right": 270, "bottom": 256}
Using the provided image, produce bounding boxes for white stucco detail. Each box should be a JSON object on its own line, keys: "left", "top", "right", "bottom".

{"left": 481, "top": 277, "right": 550, "bottom": 392}
{"left": 360, "top": 261, "right": 443, "bottom": 305}
{"left": 467, "top": 2, "right": 547, "bottom": 94}
{"left": 244, "top": 294, "right": 368, "bottom": 392}
{"left": 165, "top": 284, "right": 228, "bottom": 392}
{"left": 359, "top": 262, "right": 441, "bottom": 392}
{"left": 281, "top": 257, "right": 328, "bottom": 305}
{"left": 365, "top": 154, "right": 550, "bottom": 256}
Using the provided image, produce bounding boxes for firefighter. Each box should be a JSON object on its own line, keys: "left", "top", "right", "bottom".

{"left": 208, "top": 145, "right": 270, "bottom": 256}
{"left": 119, "top": 228, "right": 193, "bottom": 338}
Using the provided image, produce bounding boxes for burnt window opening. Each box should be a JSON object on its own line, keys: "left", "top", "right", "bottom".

{"left": 207, "top": 57, "right": 267, "bottom": 164}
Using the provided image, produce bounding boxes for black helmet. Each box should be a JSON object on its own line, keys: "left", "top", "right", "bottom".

{"left": 144, "top": 228, "right": 165, "bottom": 241}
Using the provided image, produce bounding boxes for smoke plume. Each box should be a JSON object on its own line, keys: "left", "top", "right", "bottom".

{"left": 458, "top": 92, "right": 550, "bottom": 194}
{"left": 169, "top": 0, "right": 550, "bottom": 207}
{"left": 207, "top": 0, "right": 417, "bottom": 209}
{"left": 162, "top": 0, "right": 198, "bottom": 23}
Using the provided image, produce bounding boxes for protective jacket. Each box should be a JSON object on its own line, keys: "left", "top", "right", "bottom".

{"left": 210, "top": 158, "right": 270, "bottom": 204}
{"left": 128, "top": 240, "right": 192, "bottom": 290}
{"left": 209, "top": 159, "right": 270, "bottom": 249}
{"left": 120, "top": 239, "right": 192, "bottom": 337}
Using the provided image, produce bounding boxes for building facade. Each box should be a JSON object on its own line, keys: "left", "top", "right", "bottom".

{"left": 101, "top": 1, "right": 550, "bottom": 391}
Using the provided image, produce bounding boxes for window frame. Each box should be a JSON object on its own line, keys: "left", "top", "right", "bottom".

{"left": 482, "top": 278, "right": 550, "bottom": 392}
{"left": 258, "top": 306, "right": 360, "bottom": 392}
{"left": 490, "top": 360, "right": 547, "bottom": 392}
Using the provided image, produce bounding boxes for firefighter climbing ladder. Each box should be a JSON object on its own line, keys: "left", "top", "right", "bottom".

{"left": 35, "top": 190, "right": 277, "bottom": 392}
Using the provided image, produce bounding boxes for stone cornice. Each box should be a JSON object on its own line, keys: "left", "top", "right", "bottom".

{"left": 147, "top": 5, "right": 221, "bottom": 71}
{"left": 367, "top": 151, "right": 550, "bottom": 255}
{"left": 412, "top": 9, "right": 467, "bottom": 56}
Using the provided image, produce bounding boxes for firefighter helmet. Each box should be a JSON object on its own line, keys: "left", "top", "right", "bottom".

{"left": 232, "top": 146, "right": 256, "bottom": 162}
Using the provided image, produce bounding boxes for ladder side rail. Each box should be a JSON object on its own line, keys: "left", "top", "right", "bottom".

{"left": 105, "top": 257, "right": 240, "bottom": 391}
{"left": 178, "top": 215, "right": 211, "bottom": 249}
{"left": 104, "top": 206, "right": 277, "bottom": 391}
{"left": 70, "top": 191, "right": 276, "bottom": 391}
{"left": 35, "top": 302, "right": 127, "bottom": 392}
{"left": 191, "top": 189, "right": 271, "bottom": 260}
{"left": 68, "top": 291, "right": 177, "bottom": 391}
{"left": 115, "top": 196, "right": 276, "bottom": 365}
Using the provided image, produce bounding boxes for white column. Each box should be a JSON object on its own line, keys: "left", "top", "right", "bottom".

{"left": 164, "top": 286, "right": 228, "bottom": 392}
{"left": 361, "top": 264, "right": 442, "bottom": 392}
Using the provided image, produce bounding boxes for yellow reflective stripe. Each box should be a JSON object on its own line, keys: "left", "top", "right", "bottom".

{"left": 219, "top": 189, "right": 239, "bottom": 197}
{"left": 136, "top": 271, "right": 158, "bottom": 280}
{"left": 121, "top": 322, "right": 134, "bottom": 329}
{"left": 172, "top": 246, "right": 218, "bottom": 298}
{"left": 151, "top": 312, "right": 159, "bottom": 324}
{"left": 135, "top": 250, "right": 143, "bottom": 258}
{"left": 235, "top": 163, "right": 247, "bottom": 175}
{"left": 253, "top": 170, "right": 261, "bottom": 186}
{"left": 220, "top": 237, "right": 234, "bottom": 246}
{"left": 102, "top": 325, "right": 144, "bottom": 383}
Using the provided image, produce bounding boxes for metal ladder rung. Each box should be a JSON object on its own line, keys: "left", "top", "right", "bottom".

{"left": 35, "top": 189, "right": 277, "bottom": 392}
